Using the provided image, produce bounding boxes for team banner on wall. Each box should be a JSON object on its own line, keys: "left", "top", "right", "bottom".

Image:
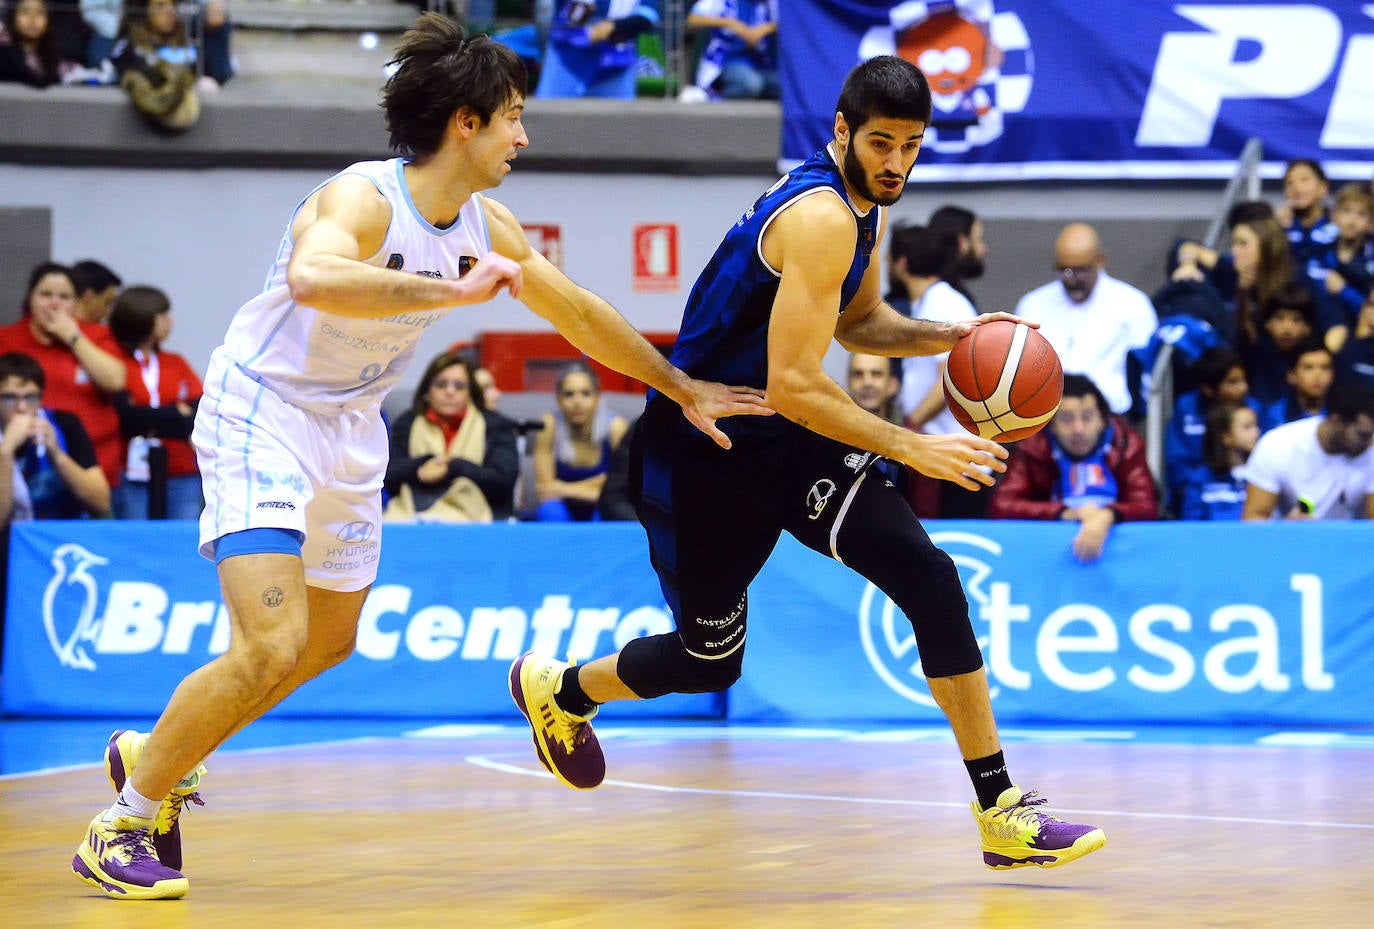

{"left": 1, "top": 522, "right": 720, "bottom": 719}
{"left": 4, "top": 521, "right": 1373, "bottom": 725}
{"left": 780, "top": 0, "right": 1374, "bottom": 179}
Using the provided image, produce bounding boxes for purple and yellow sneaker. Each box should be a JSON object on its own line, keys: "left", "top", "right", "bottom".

{"left": 973, "top": 786, "right": 1106, "bottom": 869}
{"left": 105, "top": 730, "right": 205, "bottom": 873}
{"left": 72, "top": 813, "right": 188, "bottom": 900}
{"left": 508, "top": 651, "right": 606, "bottom": 789}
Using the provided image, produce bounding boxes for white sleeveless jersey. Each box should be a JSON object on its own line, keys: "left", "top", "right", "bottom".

{"left": 218, "top": 158, "right": 491, "bottom": 412}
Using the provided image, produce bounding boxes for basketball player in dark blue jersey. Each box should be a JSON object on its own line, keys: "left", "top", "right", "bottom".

{"left": 511, "top": 55, "right": 1106, "bottom": 870}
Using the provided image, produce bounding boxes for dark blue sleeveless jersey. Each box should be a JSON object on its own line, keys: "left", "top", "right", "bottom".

{"left": 668, "top": 146, "right": 883, "bottom": 394}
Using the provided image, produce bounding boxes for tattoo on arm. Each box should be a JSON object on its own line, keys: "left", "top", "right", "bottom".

{"left": 262, "top": 587, "right": 285, "bottom": 608}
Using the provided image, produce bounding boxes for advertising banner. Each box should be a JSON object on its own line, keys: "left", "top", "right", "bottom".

{"left": 780, "top": 0, "right": 1374, "bottom": 179}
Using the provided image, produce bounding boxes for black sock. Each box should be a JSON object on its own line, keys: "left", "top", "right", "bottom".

{"left": 553, "top": 666, "right": 599, "bottom": 717}
{"left": 965, "top": 750, "right": 1012, "bottom": 810}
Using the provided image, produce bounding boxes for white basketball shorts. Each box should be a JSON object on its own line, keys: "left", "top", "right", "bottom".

{"left": 192, "top": 350, "right": 386, "bottom": 592}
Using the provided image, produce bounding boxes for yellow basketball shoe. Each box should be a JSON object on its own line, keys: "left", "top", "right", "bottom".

{"left": 973, "top": 786, "right": 1106, "bottom": 869}
{"left": 72, "top": 812, "right": 188, "bottom": 900}
{"left": 508, "top": 651, "right": 606, "bottom": 789}
{"left": 105, "top": 730, "right": 206, "bottom": 872}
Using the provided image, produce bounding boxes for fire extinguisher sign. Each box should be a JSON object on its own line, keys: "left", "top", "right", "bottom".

{"left": 633, "top": 223, "right": 679, "bottom": 292}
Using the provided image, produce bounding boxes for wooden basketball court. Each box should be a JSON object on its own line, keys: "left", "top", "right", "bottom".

{"left": 3, "top": 727, "right": 1371, "bottom": 928}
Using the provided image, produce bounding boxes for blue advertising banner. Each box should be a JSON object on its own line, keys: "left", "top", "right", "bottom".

{"left": 4, "top": 521, "right": 1373, "bottom": 725}
{"left": 780, "top": 0, "right": 1374, "bottom": 179}
{"left": 1, "top": 522, "right": 721, "bottom": 719}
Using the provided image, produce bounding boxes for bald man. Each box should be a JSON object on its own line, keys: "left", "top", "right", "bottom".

{"left": 1012, "top": 223, "right": 1157, "bottom": 415}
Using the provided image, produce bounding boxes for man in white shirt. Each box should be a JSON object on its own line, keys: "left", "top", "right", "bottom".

{"left": 1241, "top": 382, "right": 1374, "bottom": 519}
{"left": 1014, "top": 223, "right": 1157, "bottom": 415}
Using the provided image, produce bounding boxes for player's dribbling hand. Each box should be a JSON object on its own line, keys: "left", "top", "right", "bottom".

{"left": 946, "top": 312, "right": 1039, "bottom": 344}
{"left": 681, "top": 381, "right": 773, "bottom": 450}
{"left": 907, "top": 432, "right": 1008, "bottom": 491}
{"left": 457, "top": 252, "right": 523, "bottom": 303}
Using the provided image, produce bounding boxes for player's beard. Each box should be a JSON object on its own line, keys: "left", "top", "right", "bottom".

{"left": 842, "top": 143, "right": 904, "bottom": 207}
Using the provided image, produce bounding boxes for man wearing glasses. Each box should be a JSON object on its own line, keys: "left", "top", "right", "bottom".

{"left": 0, "top": 351, "right": 111, "bottom": 525}
{"left": 1013, "top": 222, "right": 1157, "bottom": 416}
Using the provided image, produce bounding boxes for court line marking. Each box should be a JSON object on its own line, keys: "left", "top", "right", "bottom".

{"left": 464, "top": 753, "right": 1374, "bottom": 831}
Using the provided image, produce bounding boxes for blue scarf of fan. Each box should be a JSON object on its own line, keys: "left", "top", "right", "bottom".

{"left": 1049, "top": 423, "right": 1118, "bottom": 508}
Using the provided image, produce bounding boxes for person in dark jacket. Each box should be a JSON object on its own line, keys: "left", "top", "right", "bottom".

{"left": 989, "top": 373, "right": 1158, "bottom": 562}
{"left": 384, "top": 352, "right": 519, "bottom": 522}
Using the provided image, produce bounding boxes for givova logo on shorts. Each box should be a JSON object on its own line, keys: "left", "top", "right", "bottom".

{"left": 858, "top": 531, "right": 1334, "bottom": 705}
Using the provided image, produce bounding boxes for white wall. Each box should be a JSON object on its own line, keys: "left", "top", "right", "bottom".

{"left": 1, "top": 164, "right": 1230, "bottom": 396}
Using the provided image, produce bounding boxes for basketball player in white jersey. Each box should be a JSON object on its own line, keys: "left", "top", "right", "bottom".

{"left": 72, "top": 13, "right": 768, "bottom": 900}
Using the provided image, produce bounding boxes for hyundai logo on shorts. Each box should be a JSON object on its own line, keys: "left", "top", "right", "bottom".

{"left": 336, "top": 521, "right": 376, "bottom": 543}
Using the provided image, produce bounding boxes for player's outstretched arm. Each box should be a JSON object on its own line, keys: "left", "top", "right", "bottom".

{"left": 285, "top": 177, "right": 521, "bottom": 318}
{"left": 482, "top": 197, "right": 770, "bottom": 449}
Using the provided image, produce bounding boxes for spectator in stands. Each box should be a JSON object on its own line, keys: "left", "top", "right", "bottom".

{"left": 1310, "top": 183, "right": 1374, "bottom": 330}
{"left": 0, "top": 0, "right": 79, "bottom": 86}
{"left": 1260, "top": 338, "right": 1332, "bottom": 431}
{"left": 536, "top": 0, "right": 659, "bottom": 99}
{"left": 682, "top": 0, "right": 778, "bottom": 101}
{"left": 596, "top": 415, "right": 639, "bottom": 521}
{"left": 0, "top": 351, "right": 110, "bottom": 521}
{"left": 114, "top": 0, "right": 233, "bottom": 88}
{"left": 1241, "top": 381, "right": 1374, "bottom": 520}
{"left": 1163, "top": 345, "right": 1260, "bottom": 513}
{"left": 1276, "top": 158, "right": 1338, "bottom": 268}
{"left": 1171, "top": 200, "right": 1275, "bottom": 311}
{"left": 989, "top": 374, "right": 1157, "bottom": 562}
{"left": 70, "top": 259, "right": 122, "bottom": 324}
{"left": 1014, "top": 222, "right": 1157, "bottom": 416}
{"left": 1334, "top": 283, "right": 1374, "bottom": 389}
{"left": 0, "top": 262, "right": 126, "bottom": 488}
{"left": 383, "top": 351, "right": 519, "bottom": 523}
{"left": 1177, "top": 402, "right": 1260, "bottom": 521}
{"left": 1243, "top": 283, "right": 1318, "bottom": 409}
{"left": 106, "top": 285, "right": 202, "bottom": 519}
{"left": 473, "top": 365, "right": 501, "bottom": 411}
{"left": 79, "top": 0, "right": 121, "bottom": 66}
{"left": 891, "top": 225, "right": 973, "bottom": 432}
{"left": 927, "top": 204, "right": 986, "bottom": 308}
{"left": 532, "top": 361, "right": 627, "bottom": 520}
{"left": 846, "top": 352, "right": 902, "bottom": 425}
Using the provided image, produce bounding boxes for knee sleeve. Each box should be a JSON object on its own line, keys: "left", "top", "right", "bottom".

{"left": 617, "top": 632, "right": 745, "bottom": 698}
{"left": 835, "top": 484, "right": 983, "bottom": 679}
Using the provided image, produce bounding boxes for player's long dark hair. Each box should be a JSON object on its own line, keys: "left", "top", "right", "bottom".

{"left": 836, "top": 56, "right": 932, "bottom": 131}
{"left": 383, "top": 13, "right": 527, "bottom": 160}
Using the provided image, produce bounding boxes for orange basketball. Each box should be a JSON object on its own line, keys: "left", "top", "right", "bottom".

{"left": 942, "top": 320, "right": 1063, "bottom": 442}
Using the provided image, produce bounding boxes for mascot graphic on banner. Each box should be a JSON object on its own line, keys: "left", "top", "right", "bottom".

{"left": 859, "top": 530, "right": 1002, "bottom": 706}
{"left": 43, "top": 543, "right": 109, "bottom": 671}
{"left": 858, "top": 0, "right": 1032, "bottom": 154}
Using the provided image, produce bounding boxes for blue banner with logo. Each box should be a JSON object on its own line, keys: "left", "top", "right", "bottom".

{"left": 780, "top": 0, "right": 1374, "bottom": 179}
{"left": 0, "top": 522, "right": 720, "bottom": 719}
{"left": 4, "top": 521, "right": 1373, "bottom": 725}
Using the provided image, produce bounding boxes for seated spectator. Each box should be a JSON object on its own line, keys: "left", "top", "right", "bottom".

{"left": 106, "top": 286, "right": 202, "bottom": 519}
{"left": 532, "top": 361, "right": 628, "bottom": 521}
{"left": 1163, "top": 346, "right": 1260, "bottom": 512}
{"left": 0, "top": 0, "right": 79, "bottom": 86}
{"left": 1276, "top": 158, "right": 1338, "bottom": 269}
{"left": 892, "top": 225, "right": 974, "bottom": 428}
{"left": 846, "top": 352, "right": 902, "bottom": 425}
{"left": 1244, "top": 284, "right": 1318, "bottom": 408}
{"left": 79, "top": 0, "right": 122, "bottom": 66}
{"left": 989, "top": 374, "right": 1158, "bottom": 562}
{"left": 0, "top": 351, "right": 110, "bottom": 521}
{"left": 927, "top": 204, "right": 987, "bottom": 309}
{"left": 1334, "top": 283, "right": 1374, "bottom": 389}
{"left": 537, "top": 0, "right": 659, "bottom": 99}
{"left": 474, "top": 365, "right": 501, "bottom": 411}
{"left": 114, "top": 0, "right": 232, "bottom": 88}
{"left": 1309, "top": 183, "right": 1374, "bottom": 331}
{"left": 682, "top": 0, "right": 778, "bottom": 101}
{"left": 1177, "top": 402, "right": 1261, "bottom": 521}
{"left": 0, "top": 262, "right": 126, "bottom": 488}
{"left": 1241, "top": 381, "right": 1374, "bottom": 520}
{"left": 596, "top": 415, "right": 639, "bottom": 521}
{"left": 1260, "top": 338, "right": 1332, "bottom": 431}
{"left": 70, "top": 259, "right": 122, "bottom": 324}
{"left": 1170, "top": 199, "right": 1275, "bottom": 311}
{"left": 1014, "top": 223, "right": 1157, "bottom": 415}
{"left": 384, "top": 352, "right": 519, "bottom": 523}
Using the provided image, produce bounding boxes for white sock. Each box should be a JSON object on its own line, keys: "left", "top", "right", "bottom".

{"left": 104, "top": 784, "right": 161, "bottom": 822}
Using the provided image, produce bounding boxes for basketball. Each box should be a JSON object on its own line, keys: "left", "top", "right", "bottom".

{"left": 942, "top": 320, "right": 1063, "bottom": 442}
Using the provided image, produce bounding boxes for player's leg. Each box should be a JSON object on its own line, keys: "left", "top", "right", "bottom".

{"left": 787, "top": 452, "right": 1105, "bottom": 869}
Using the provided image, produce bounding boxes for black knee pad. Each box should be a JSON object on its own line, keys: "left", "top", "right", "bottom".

{"left": 617, "top": 631, "right": 745, "bottom": 698}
